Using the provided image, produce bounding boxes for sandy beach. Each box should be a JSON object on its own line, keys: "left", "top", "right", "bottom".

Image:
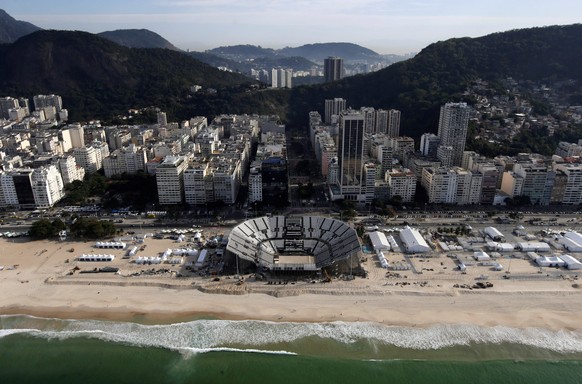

{"left": 1, "top": 236, "right": 582, "bottom": 330}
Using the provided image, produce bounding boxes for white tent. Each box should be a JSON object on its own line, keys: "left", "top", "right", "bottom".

{"left": 399, "top": 227, "right": 430, "bottom": 253}
{"left": 377, "top": 251, "right": 389, "bottom": 269}
{"left": 195, "top": 249, "right": 208, "bottom": 268}
{"left": 369, "top": 231, "right": 391, "bottom": 252}
{"left": 559, "top": 233, "right": 582, "bottom": 252}
{"left": 473, "top": 251, "right": 491, "bottom": 261}
{"left": 486, "top": 242, "right": 514, "bottom": 252}
{"left": 484, "top": 227, "right": 504, "bottom": 241}
{"left": 78, "top": 254, "right": 114, "bottom": 262}
{"left": 516, "top": 242, "right": 551, "bottom": 252}
{"left": 559, "top": 255, "right": 582, "bottom": 270}
{"left": 536, "top": 256, "right": 566, "bottom": 268}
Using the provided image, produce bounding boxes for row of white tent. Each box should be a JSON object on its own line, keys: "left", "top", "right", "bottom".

{"left": 78, "top": 254, "right": 115, "bottom": 262}
{"left": 535, "top": 254, "right": 582, "bottom": 270}
{"left": 160, "top": 248, "right": 199, "bottom": 257}
{"left": 95, "top": 241, "right": 126, "bottom": 249}
{"left": 377, "top": 251, "right": 389, "bottom": 269}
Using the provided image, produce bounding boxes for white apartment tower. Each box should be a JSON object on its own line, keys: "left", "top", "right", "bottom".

{"left": 271, "top": 68, "right": 292, "bottom": 88}
{"left": 62, "top": 124, "right": 85, "bottom": 149}
{"left": 387, "top": 168, "right": 417, "bottom": 203}
{"left": 156, "top": 156, "right": 188, "bottom": 205}
{"left": 0, "top": 172, "right": 19, "bottom": 207}
{"left": 31, "top": 165, "right": 65, "bottom": 208}
{"left": 57, "top": 156, "right": 85, "bottom": 185}
{"left": 184, "top": 163, "right": 210, "bottom": 205}
{"left": 554, "top": 163, "right": 582, "bottom": 204}
{"left": 73, "top": 146, "right": 99, "bottom": 174}
{"left": 248, "top": 161, "right": 263, "bottom": 203}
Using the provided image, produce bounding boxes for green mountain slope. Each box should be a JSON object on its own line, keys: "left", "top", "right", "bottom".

{"left": 0, "top": 30, "right": 255, "bottom": 120}
{"left": 278, "top": 24, "right": 582, "bottom": 138}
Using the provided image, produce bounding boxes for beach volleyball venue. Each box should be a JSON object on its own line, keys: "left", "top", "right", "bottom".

{"left": 226, "top": 216, "right": 362, "bottom": 276}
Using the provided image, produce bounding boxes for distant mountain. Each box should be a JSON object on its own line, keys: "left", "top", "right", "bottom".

{"left": 279, "top": 43, "right": 380, "bottom": 63}
{"left": 97, "top": 29, "right": 181, "bottom": 51}
{"left": 188, "top": 51, "right": 250, "bottom": 72}
{"left": 0, "top": 30, "right": 254, "bottom": 120}
{"left": 207, "top": 42, "right": 382, "bottom": 63}
{"left": 252, "top": 56, "right": 317, "bottom": 71}
{"left": 190, "top": 51, "right": 317, "bottom": 74}
{"left": 207, "top": 45, "right": 278, "bottom": 60}
{"left": 0, "top": 9, "right": 42, "bottom": 44}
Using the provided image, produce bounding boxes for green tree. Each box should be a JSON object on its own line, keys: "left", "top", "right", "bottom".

{"left": 29, "top": 219, "right": 57, "bottom": 239}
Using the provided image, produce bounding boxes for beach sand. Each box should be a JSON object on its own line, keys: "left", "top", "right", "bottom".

{"left": 1, "top": 236, "right": 582, "bottom": 330}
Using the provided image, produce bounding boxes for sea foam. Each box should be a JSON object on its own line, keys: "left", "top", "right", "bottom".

{"left": 1, "top": 315, "right": 582, "bottom": 354}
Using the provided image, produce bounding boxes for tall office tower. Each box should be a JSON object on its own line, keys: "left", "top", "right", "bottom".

{"left": 387, "top": 109, "right": 401, "bottom": 137}
{"left": 324, "top": 98, "right": 347, "bottom": 124}
{"left": 324, "top": 57, "right": 344, "bottom": 83}
{"left": 436, "top": 102, "right": 470, "bottom": 167}
{"left": 337, "top": 110, "right": 366, "bottom": 201}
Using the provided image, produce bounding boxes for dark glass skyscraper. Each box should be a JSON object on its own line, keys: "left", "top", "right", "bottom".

{"left": 324, "top": 57, "right": 344, "bottom": 83}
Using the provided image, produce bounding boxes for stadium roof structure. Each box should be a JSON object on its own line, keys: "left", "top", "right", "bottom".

{"left": 226, "top": 216, "right": 361, "bottom": 271}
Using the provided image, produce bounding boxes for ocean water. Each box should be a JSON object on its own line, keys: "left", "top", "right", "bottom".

{"left": 1, "top": 315, "right": 582, "bottom": 384}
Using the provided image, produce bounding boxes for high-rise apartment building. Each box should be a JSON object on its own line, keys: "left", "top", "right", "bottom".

{"left": 156, "top": 156, "right": 188, "bottom": 205}
{"left": 437, "top": 102, "right": 471, "bottom": 167}
{"left": 324, "top": 57, "right": 344, "bottom": 82}
{"left": 31, "top": 165, "right": 65, "bottom": 208}
{"left": 57, "top": 156, "right": 85, "bottom": 185}
{"left": 271, "top": 68, "right": 292, "bottom": 88}
{"left": 387, "top": 168, "right": 417, "bottom": 203}
{"left": 324, "top": 98, "right": 347, "bottom": 124}
{"left": 375, "top": 109, "right": 389, "bottom": 134}
{"left": 184, "top": 162, "right": 210, "bottom": 205}
{"left": 33, "top": 94, "right": 63, "bottom": 112}
{"left": 387, "top": 109, "right": 401, "bottom": 137}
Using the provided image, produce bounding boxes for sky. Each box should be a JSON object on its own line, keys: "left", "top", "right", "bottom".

{"left": 3, "top": 0, "right": 582, "bottom": 54}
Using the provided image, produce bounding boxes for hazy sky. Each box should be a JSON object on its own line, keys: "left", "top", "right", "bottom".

{"left": 3, "top": 0, "right": 581, "bottom": 54}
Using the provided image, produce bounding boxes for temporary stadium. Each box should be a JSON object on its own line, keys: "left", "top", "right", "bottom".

{"left": 226, "top": 215, "right": 362, "bottom": 275}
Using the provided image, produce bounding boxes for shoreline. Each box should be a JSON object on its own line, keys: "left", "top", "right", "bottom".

{"left": 1, "top": 237, "right": 582, "bottom": 331}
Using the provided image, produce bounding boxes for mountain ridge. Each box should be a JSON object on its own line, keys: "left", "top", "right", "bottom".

{"left": 97, "top": 29, "right": 181, "bottom": 51}
{"left": 0, "top": 9, "right": 42, "bottom": 44}
{"left": 0, "top": 30, "right": 255, "bottom": 120}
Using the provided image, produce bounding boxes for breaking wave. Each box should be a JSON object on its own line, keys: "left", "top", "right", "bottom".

{"left": 1, "top": 315, "right": 582, "bottom": 355}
